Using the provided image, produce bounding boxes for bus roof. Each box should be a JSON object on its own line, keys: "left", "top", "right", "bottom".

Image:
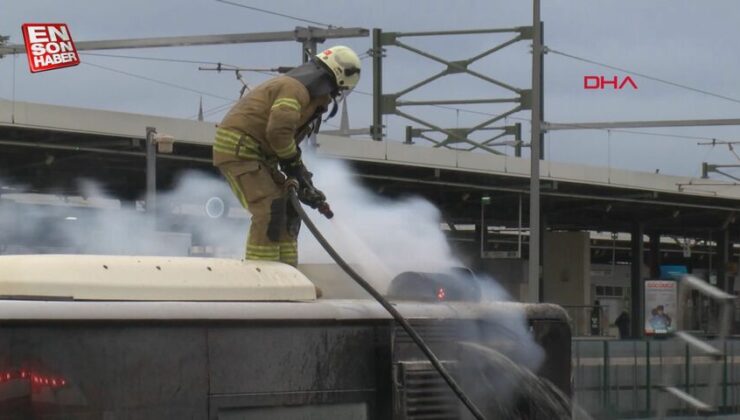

{"left": 0, "top": 254, "right": 316, "bottom": 301}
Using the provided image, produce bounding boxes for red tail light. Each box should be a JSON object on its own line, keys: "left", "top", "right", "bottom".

{"left": 436, "top": 287, "right": 446, "bottom": 301}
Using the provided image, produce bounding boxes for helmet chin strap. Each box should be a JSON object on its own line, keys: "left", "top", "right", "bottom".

{"left": 324, "top": 88, "right": 354, "bottom": 122}
{"left": 324, "top": 97, "right": 339, "bottom": 122}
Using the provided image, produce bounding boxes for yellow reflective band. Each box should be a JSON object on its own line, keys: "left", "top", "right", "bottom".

{"left": 223, "top": 172, "right": 248, "bottom": 208}
{"left": 218, "top": 145, "right": 261, "bottom": 157}
{"left": 246, "top": 244, "right": 280, "bottom": 251}
{"left": 247, "top": 252, "right": 280, "bottom": 258}
{"left": 246, "top": 255, "right": 280, "bottom": 261}
{"left": 271, "top": 98, "right": 301, "bottom": 112}
{"left": 213, "top": 144, "right": 261, "bottom": 160}
{"left": 215, "top": 129, "right": 260, "bottom": 147}
{"left": 247, "top": 249, "right": 280, "bottom": 257}
{"left": 249, "top": 243, "right": 281, "bottom": 249}
{"left": 216, "top": 127, "right": 242, "bottom": 139}
{"left": 214, "top": 135, "right": 260, "bottom": 151}
{"left": 248, "top": 247, "right": 281, "bottom": 253}
{"left": 246, "top": 249, "right": 280, "bottom": 257}
{"left": 273, "top": 142, "right": 297, "bottom": 158}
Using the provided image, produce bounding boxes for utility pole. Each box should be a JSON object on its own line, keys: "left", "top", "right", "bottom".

{"left": 528, "top": 0, "right": 543, "bottom": 303}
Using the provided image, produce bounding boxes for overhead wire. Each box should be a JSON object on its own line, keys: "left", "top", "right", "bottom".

{"left": 77, "top": 54, "right": 277, "bottom": 119}
{"left": 80, "top": 52, "right": 280, "bottom": 78}
{"left": 352, "top": 46, "right": 740, "bottom": 146}
{"left": 78, "top": 38, "right": 737, "bottom": 146}
{"left": 547, "top": 48, "right": 740, "bottom": 106}
{"left": 354, "top": 88, "right": 728, "bottom": 143}
{"left": 214, "top": 0, "right": 334, "bottom": 28}
{"left": 186, "top": 99, "right": 237, "bottom": 120}
{"left": 80, "top": 52, "right": 230, "bottom": 66}
{"left": 81, "top": 61, "right": 236, "bottom": 102}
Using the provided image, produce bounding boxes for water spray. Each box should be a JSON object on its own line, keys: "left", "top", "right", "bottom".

{"left": 286, "top": 181, "right": 487, "bottom": 420}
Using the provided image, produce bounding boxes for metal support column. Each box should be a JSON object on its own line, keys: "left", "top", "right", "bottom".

{"left": 716, "top": 229, "right": 730, "bottom": 334}
{"left": 537, "top": 21, "right": 545, "bottom": 158}
{"left": 717, "top": 229, "right": 729, "bottom": 292}
{"left": 480, "top": 195, "right": 491, "bottom": 257}
{"left": 371, "top": 28, "right": 383, "bottom": 140}
{"left": 514, "top": 122, "right": 522, "bottom": 157}
{"left": 631, "top": 222, "right": 645, "bottom": 338}
{"left": 301, "top": 38, "right": 318, "bottom": 63}
{"left": 528, "top": 0, "right": 543, "bottom": 302}
{"left": 145, "top": 127, "right": 157, "bottom": 214}
{"left": 649, "top": 232, "right": 661, "bottom": 279}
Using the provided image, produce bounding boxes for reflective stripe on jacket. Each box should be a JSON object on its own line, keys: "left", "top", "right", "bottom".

{"left": 213, "top": 76, "right": 330, "bottom": 167}
{"left": 212, "top": 127, "right": 263, "bottom": 161}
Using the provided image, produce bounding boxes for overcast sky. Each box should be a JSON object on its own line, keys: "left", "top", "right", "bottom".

{"left": 2, "top": 0, "right": 740, "bottom": 178}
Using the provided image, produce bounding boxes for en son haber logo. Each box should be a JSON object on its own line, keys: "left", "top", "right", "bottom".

{"left": 22, "top": 23, "right": 80, "bottom": 73}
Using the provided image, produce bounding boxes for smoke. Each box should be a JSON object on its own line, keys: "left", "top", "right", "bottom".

{"left": 0, "top": 153, "right": 561, "bottom": 415}
{"left": 0, "top": 171, "right": 246, "bottom": 257}
{"left": 2, "top": 153, "right": 496, "bottom": 300}
{"left": 303, "top": 153, "right": 557, "bottom": 416}
{"left": 302, "top": 153, "right": 514, "bottom": 298}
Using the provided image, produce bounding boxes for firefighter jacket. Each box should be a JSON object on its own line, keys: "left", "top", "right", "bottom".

{"left": 213, "top": 76, "right": 331, "bottom": 167}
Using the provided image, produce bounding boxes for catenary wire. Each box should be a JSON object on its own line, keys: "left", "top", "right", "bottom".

{"left": 80, "top": 52, "right": 732, "bottom": 144}
{"left": 214, "top": 0, "right": 334, "bottom": 28}
{"left": 82, "top": 61, "right": 236, "bottom": 102}
{"left": 548, "top": 48, "right": 740, "bottom": 106}
{"left": 353, "top": 89, "right": 728, "bottom": 143}
{"left": 80, "top": 52, "right": 230, "bottom": 66}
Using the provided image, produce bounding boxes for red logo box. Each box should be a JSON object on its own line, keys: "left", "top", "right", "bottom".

{"left": 21, "top": 23, "right": 80, "bottom": 73}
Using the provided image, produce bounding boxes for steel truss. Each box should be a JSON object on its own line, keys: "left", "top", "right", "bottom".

{"left": 370, "top": 27, "right": 534, "bottom": 155}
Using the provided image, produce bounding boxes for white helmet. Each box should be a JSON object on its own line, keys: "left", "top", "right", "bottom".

{"left": 315, "top": 45, "right": 361, "bottom": 91}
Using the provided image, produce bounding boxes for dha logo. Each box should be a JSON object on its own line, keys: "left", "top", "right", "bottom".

{"left": 21, "top": 23, "right": 80, "bottom": 73}
{"left": 584, "top": 75, "right": 638, "bottom": 90}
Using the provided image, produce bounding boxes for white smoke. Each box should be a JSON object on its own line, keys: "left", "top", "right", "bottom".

{"left": 1, "top": 153, "right": 511, "bottom": 303}
{"left": 0, "top": 152, "right": 517, "bottom": 301}
{"left": 303, "top": 153, "right": 513, "bottom": 298}
{"left": 304, "top": 153, "right": 548, "bottom": 409}
{"left": 0, "top": 154, "right": 552, "bottom": 411}
{"left": 0, "top": 171, "right": 246, "bottom": 257}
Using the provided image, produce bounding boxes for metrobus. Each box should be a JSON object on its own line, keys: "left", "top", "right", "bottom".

{"left": 0, "top": 255, "right": 571, "bottom": 419}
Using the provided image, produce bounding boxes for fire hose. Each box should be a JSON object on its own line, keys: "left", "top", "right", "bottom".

{"left": 286, "top": 181, "right": 487, "bottom": 420}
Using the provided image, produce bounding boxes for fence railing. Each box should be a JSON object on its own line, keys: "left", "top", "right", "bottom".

{"left": 572, "top": 337, "right": 740, "bottom": 418}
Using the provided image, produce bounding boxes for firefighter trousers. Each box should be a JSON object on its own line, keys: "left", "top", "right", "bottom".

{"left": 218, "top": 159, "right": 300, "bottom": 266}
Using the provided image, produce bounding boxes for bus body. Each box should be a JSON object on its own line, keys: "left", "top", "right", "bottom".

{"left": 0, "top": 255, "right": 571, "bottom": 420}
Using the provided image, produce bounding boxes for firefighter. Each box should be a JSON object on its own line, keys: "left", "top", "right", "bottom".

{"left": 213, "top": 46, "right": 361, "bottom": 266}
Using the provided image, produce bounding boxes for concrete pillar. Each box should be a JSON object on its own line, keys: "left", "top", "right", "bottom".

{"left": 649, "top": 232, "right": 661, "bottom": 279}
{"left": 543, "top": 231, "right": 591, "bottom": 332}
{"left": 630, "top": 223, "right": 644, "bottom": 338}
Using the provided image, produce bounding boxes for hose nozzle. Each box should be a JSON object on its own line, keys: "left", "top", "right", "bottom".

{"left": 317, "top": 201, "right": 334, "bottom": 219}
{"left": 285, "top": 178, "right": 333, "bottom": 219}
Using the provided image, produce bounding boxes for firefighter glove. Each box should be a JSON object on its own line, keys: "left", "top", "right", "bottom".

{"left": 279, "top": 148, "right": 327, "bottom": 209}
